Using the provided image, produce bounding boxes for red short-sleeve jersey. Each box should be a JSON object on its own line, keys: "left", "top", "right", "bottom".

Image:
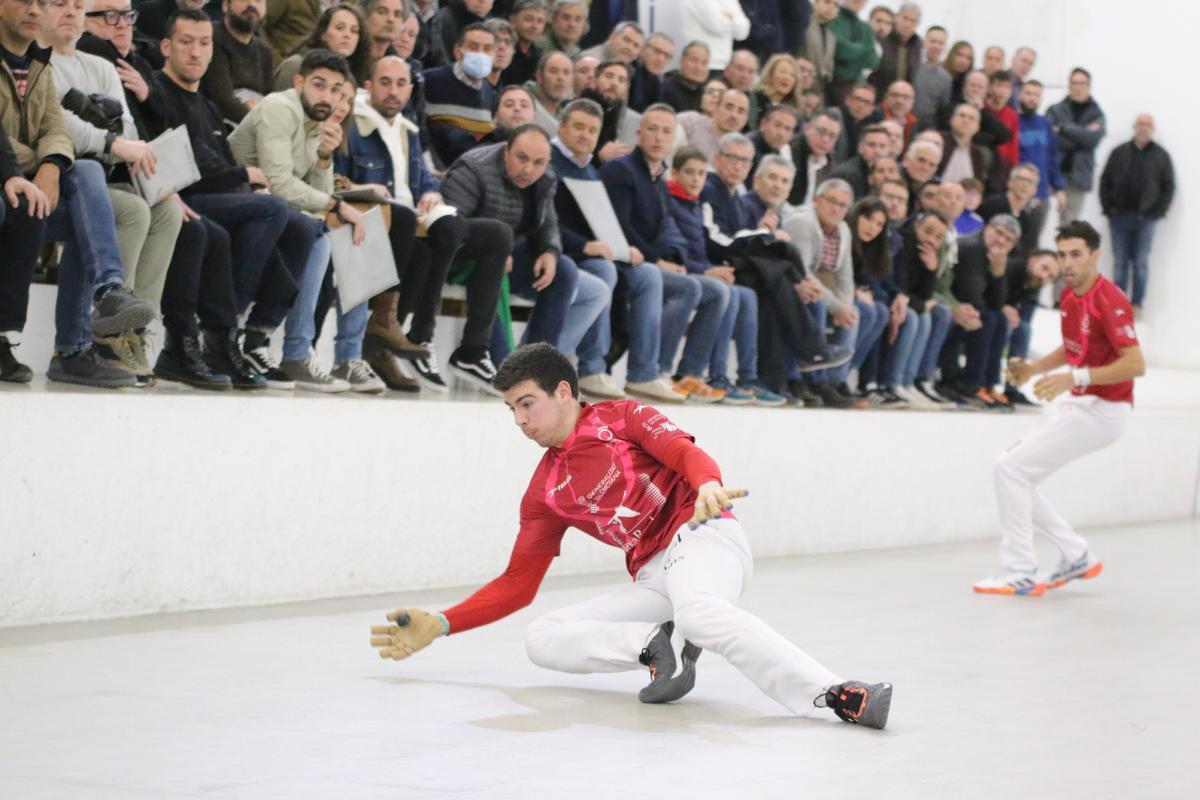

{"left": 514, "top": 400, "right": 703, "bottom": 576}
{"left": 1060, "top": 275, "right": 1139, "bottom": 404}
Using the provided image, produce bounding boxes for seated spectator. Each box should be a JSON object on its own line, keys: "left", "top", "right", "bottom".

{"left": 828, "top": 123, "right": 891, "bottom": 199}
{"left": 868, "top": 156, "right": 902, "bottom": 195}
{"left": 579, "top": 19, "right": 643, "bottom": 66}
{"left": 474, "top": 84, "right": 537, "bottom": 146}
{"left": 501, "top": 0, "right": 546, "bottom": 88}
{"left": 881, "top": 80, "right": 917, "bottom": 150}
{"left": 2, "top": 0, "right": 156, "bottom": 388}
{"left": 364, "top": 0, "right": 407, "bottom": 64}
{"left": 537, "top": 0, "right": 586, "bottom": 58}
{"left": 482, "top": 18, "right": 517, "bottom": 89}
{"left": 661, "top": 40, "right": 710, "bottom": 113}
{"left": 878, "top": 178, "right": 910, "bottom": 244}
{"left": 747, "top": 104, "right": 798, "bottom": 188}
{"left": 958, "top": 69, "right": 1013, "bottom": 166}
{"left": 525, "top": 50, "right": 572, "bottom": 135}
{"left": 260, "top": 0, "right": 319, "bottom": 62}
{"left": 572, "top": 53, "right": 598, "bottom": 96}
{"left": 801, "top": 0, "right": 838, "bottom": 98}
{"left": 274, "top": 4, "right": 372, "bottom": 91}
{"left": 835, "top": 81, "right": 883, "bottom": 162}
{"left": 0, "top": 125, "right": 48, "bottom": 383}
{"left": 628, "top": 31, "right": 672, "bottom": 112}
{"left": 878, "top": 119, "right": 904, "bottom": 158}
{"left": 938, "top": 104, "right": 994, "bottom": 189}
{"left": 753, "top": 54, "right": 805, "bottom": 115}
{"left": 231, "top": 50, "right": 390, "bottom": 392}
{"left": 681, "top": 0, "right": 748, "bottom": 73}
{"left": 868, "top": 5, "right": 893, "bottom": 41}
{"left": 827, "top": 0, "right": 880, "bottom": 105}
{"left": 580, "top": 60, "right": 642, "bottom": 163}
{"left": 410, "top": 0, "right": 446, "bottom": 69}
{"left": 913, "top": 24, "right": 950, "bottom": 130}
{"left": 136, "top": 0, "right": 206, "bottom": 45}
{"left": 202, "top": 0, "right": 274, "bottom": 123}
{"left": 984, "top": 70, "right": 1019, "bottom": 179}
{"left": 978, "top": 163, "right": 1041, "bottom": 262}
{"left": 424, "top": 22, "right": 497, "bottom": 166}
{"left": 740, "top": 153, "right": 795, "bottom": 247}
{"left": 955, "top": 177, "right": 985, "bottom": 234}
{"left": 677, "top": 88, "right": 750, "bottom": 162}
{"left": 437, "top": 0, "right": 492, "bottom": 62}
{"left": 800, "top": 87, "right": 824, "bottom": 121}
{"left": 934, "top": 214, "right": 1021, "bottom": 409}
{"left": 580, "top": 0, "right": 636, "bottom": 50}
{"left": 721, "top": 49, "right": 760, "bottom": 128}
{"left": 1000, "top": 248, "right": 1059, "bottom": 404}
{"left": 785, "top": 107, "right": 842, "bottom": 212}
{"left": 870, "top": 2, "right": 921, "bottom": 92}
{"left": 440, "top": 125, "right": 611, "bottom": 387}
{"left": 841, "top": 196, "right": 893, "bottom": 400}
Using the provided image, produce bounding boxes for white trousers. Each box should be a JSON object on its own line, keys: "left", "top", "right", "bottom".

{"left": 994, "top": 395, "right": 1131, "bottom": 572}
{"left": 524, "top": 518, "right": 841, "bottom": 715}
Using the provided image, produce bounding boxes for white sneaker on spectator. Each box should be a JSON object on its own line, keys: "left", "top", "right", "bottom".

{"left": 897, "top": 385, "right": 939, "bottom": 411}
{"left": 333, "top": 359, "right": 386, "bottom": 394}
{"left": 579, "top": 372, "right": 626, "bottom": 400}
{"left": 280, "top": 357, "right": 350, "bottom": 393}
{"left": 626, "top": 377, "right": 688, "bottom": 404}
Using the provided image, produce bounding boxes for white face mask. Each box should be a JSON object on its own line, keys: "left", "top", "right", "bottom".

{"left": 461, "top": 51, "right": 493, "bottom": 80}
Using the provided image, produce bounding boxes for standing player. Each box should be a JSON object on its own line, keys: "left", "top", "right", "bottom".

{"left": 370, "top": 343, "right": 893, "bottom": 728}
{"left": 975, "top": 221, "right": 1145, "bottom": 596}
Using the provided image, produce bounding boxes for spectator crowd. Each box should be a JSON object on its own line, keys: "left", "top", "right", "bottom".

{"left": 0, "top": 0, "right": 1175, "bottom": 408}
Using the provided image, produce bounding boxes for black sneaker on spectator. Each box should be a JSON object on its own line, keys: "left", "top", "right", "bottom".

{"left": 787, "top": 379, "right": 823, "bottom": 408}
{"left": 91, "top": 285, "right": 156, "bottom": 336}
{"left": 869, "top": 386, "right": 908, "bottom": 408}
{"left": 409, "top": 342, "right": 450, "bottom": 393}
{"left": 449, "top": 345, "right": 500, "bottom": 396}
{"left": 332, "top": 359, "right": 386, "bottom": 394}
{"left": 48, "top": 348, "right": 136, "bottom": 388}
{"left": 95, "top": 329, "right": 155, "bottom": 388}
{"left": 242, "top": 329, "right": 296, "bottom": 389}
{"left": 935, "top": 381, "right": 978, "bottom": 411}
{"left": 202, "top": 328, "right": 267, "bottom": 390}
{"left": 1003, "top": 383, "right": 1036, "bottom": 407}
{"left": 794, "top": 343, "right": 853, "bottom": 373}
{"left": 279, "top": 357, "right": 350, "bottom": 393}
{"left": 810, "top": 383, "right": 854, "bottom": 409}
{"left": 154, "top": 330, "right": 231, "bottom": 391}
{"left": 0, "top": 336, "right": 32, "bottom": 383}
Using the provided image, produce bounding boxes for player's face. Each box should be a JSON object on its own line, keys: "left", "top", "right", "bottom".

{"left": 503, "top": 379, "right": 573, "bottom": 447}
{"left": 1057, "top": 237, "right": 1100, "bottom": 290}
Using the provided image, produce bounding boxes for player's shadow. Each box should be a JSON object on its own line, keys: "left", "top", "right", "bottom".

{"left": 369, "top": 675, "right": 837, "bottom": 745}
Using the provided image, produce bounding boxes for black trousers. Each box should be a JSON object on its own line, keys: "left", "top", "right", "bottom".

{"left": 408, "top": 216, "right": 507, "bottom": 350}
{"left": 0, "top": 196, "right": 47, "bottom": 333}
{"left": 161, "top": 216, "right": 239, "bottom": 336}
{"left": 734, "top": 243, "right": 822, "bottom": 393}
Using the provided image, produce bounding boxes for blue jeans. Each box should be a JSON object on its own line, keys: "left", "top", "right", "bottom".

{"left": 675, "top": 275, "right": 731, "bottom": 377}
{"left": 808, "top": 302, "right": 860, "bottom": 385}
{"left": 1007, "top": 301, "right": 1037, "bottom": 363}
{"left": 618, "top": 261, "right": 665, "bottom": 383}
{"left": 709, "top": 284, "right": 759, "bottom": 384}
{"left": 917, "top": 302, "right": 953, "bottom": 382}
{"left": 844, "top": 298, "right": 888, "bottom": 381}
{"left": 658, "top": 269, "right": 702, "bottom": 375}
{"left": 568, "top": 257, "right": 618, "bottom": 377}
{"left": 1109, "top": 212, "right": 1157, "bottom": 306}
{"left": 508, "top": 244, "right": 580, "bottom": 348}
{"left": 281, "top": 235, "right": 368, "bottom": 363}
{"left": 940, "top": 308, "right": 1005, "bottom": 389}
{"left": 881, "top": 307, "right": 923, "bottom": 388}
{"left": 44, "top": 160, "right": 128, "bottom": 353}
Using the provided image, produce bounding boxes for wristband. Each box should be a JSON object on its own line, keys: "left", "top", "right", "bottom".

{"left": 1071, "top": 367, "right": 1092, "bottom": 388}
{"left": 435, "top": 612, "right": 450, "bottom": 636}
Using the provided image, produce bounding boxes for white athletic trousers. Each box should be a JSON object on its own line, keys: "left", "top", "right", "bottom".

{"left": 523, "top": 518, "right": 842, "bottom": 715}
{"left": 994, "top": 394, "right": 1131, "bottom": 573}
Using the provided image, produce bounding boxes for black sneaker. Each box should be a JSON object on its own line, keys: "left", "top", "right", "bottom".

{"left": 810, "top": 383, "right": 854, "bottom": 409}
{"left": 869, "top": 386, "right": 908, "bottom": 408}
{"left": 637, "top": 621, "right": 702, "bottom": 704}
{"left": 787, "top": 379, "right": 823, "bottom": 408}
{"left": 241, "top": 329, "right": 296, "bottom": 390}
{"left": 835, "top": 382, "right": 856, "bottom": 401}
{"left": 449, "top": 346, "right": 499, "bottom": 396}
{"left": 0, "top": 337, "right": 32, "bottom": 383}
{"left": 1004, "top": 384, "right": 1036, "bottom": 406}
{"left": 91, "top": 285, "right": 156, "bottom": 336}
{"left": 794, "top": 343, "right": 853, "bottom": 373}
{"left": 815, "top": 681, "right": 893, "bottom": 730}
{"left": 155, "top": 329, "right": 231, "bottom": 390}
{"left": 410, "top": 341, "right": 449, "bottom": 393}
{"left": 47, "top": 348, "right": 136, "bottom": 389}
{"left": 202, "top": 328, "right": 267, "bottom": 390}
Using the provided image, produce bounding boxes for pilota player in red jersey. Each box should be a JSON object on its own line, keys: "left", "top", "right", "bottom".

{"left": 975, "top": 221, "right": 1146, "bottom": 597}
{"left": 370, "top": 343, "right": 892, "bottom": 728}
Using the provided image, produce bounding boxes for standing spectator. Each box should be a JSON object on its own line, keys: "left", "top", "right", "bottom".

{"left": 681, "top": 0, "right": 750, "bottom": 73}
{"left": 958, "top": 69, "right": 1012, "bottom": 159}
{"left": 677, "top": 88, "right": 750, "bottom": 162}
{"left": 778, "top": 0, "right": 811, "bottom": 55}
{"left": 912, "top": 24, "right": 949, "bottom": 130}
{"left": 942, "top": 39, "right": 973, "bottom": 106}
{"left": 747, "top": 103, "right": 798, "bottom": 185}
{"left": 274, "top": 4, "right": 373, "bottom": 90}
{"left": 502, "top": 0, "right": 546, "bottom": 88}
{"left": 829, "top": 123, "right": 890, "bottom": 199}
{"left": 423, "top": 23, "right": 497, "bottom": 166}
{"left": 984, "top": 70, "right": 1019, "bottom": 179}
{"left": 800, "top": 0, "right": 837, "bottom": 99}
{"left": 867, "top": 5, "right": 892, "bottom": 41}
{"left": 580, "top": 0, "right": 636, "bottom": 51}
{"left": 628, "top": 32, "right": 673, "bottom": 113}
{"left": 261, "top": 0, "right": 319, "bottom": 62}
{"left": 661, "top": 40, "right": 711, "bottom": 113}
{"left": 1099, "top": 114, "right": 1174, "bottom": 313}
{"left": 438, "top": 0, "right": 492, "bottom": 63}
{"left": 870, "top": 2, "right": 920, "bottom": 93}
{"left": 880, "top": 79, "right": 916, "bottom": 150}
{"left": 1016, "top": 79, "right": 1066, "bottom": 237}
{"left": 982, "top": 46, "right": 1005, "bottom": 77}
{"left": 736, "top": 0, "right": 784, "bottom": 65}
{"left": 408, "top": 0, "right": 446, "bottom": 69}
{"left": 1008, "top": 46, "right": 1036, "bottom": 109}
{"left": 1047, "top": 67, "right": 1106, "bottom": 222}
{"left": 537, "top": 0, "right": 586, "bottom": 58}
{"left": 721, "top": 49, "right": 759, "bottom": 128}
{"left": 578, "top": 19, "right": 642, "bottom": 65}
{"left": 938, "top": 104, "right": 994, "bottom": 190}
{"left": 786, "top": 107, "right": 842, "bottom": 210}
{"left": 826, "top": 0, "right": 879, "bottom": 105}
{"left": 524, "top": 51, "right": 572, "bottom": 135}
{"left": 0, "top": 124, "right": 47, "bottom": 383}
{"left": 203, "top": 0, "right": 274, "bottom": 123}
{"left": 754, "top": 54, "right": 804, "bottom": 114}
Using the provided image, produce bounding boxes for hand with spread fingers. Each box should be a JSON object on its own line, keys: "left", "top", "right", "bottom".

{"left": 370, "top": 608, "right": 448, "bottom": 660}
{"left": 689, "top": 481, "right": 748, "bottom": 529}
{"left": 1033, "top": 372, "right": 1074, "bottom": 402}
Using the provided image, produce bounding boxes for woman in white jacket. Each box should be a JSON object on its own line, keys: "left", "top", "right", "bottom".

{"left": 681, "top": 0, "right": 751, "bottom": 72}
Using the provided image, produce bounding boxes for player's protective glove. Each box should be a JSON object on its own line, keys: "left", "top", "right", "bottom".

{"left": 689, "top": 481, "right": 749, "bottom": 529}
{"left": 370, "top": 609, "right": 449, "bottom": 660}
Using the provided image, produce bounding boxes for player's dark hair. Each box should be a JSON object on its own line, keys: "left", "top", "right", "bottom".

{"left": 494, "top": 343, "right": 579, "bottom": 399}
{"left": 1056, "top": 220, "right": 1102, "bottom": 251}
{"left": 165, "top": 8, "right": 211, "bottom": 39}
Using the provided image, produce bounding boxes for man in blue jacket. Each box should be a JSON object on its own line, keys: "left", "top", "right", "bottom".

{"left": 1016, "top": 80, "right": 1065, "bottom": 241}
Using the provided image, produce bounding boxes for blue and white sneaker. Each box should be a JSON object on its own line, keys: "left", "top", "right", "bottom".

{"left": 1041, "top": 552, "right": 1103, "bottom": 589}
{"left": 738, "top": 379, "right": 788, "bottom": 407}
{"left": 708, "top": 376, "right": 753, "bottom": 405}
{"left": 973, "top": 571, "right": 1046, "bottom": 596}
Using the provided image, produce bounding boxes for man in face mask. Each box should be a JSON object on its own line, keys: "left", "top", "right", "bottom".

{"left": 202, "top": 0, "right": 274, "bottom": 123}
{"left": 423, "top": 22, "right": 498, "bottom": 166}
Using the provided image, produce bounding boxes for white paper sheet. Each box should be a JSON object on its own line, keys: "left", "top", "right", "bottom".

{"left": 562, "top": 177, "right": 632, "bottom": 263}
{"left": 131, "top": 126, "right": 200, "bottom": 205}
{"left": 328, "top": 206, "right": 398, "bottom": 310}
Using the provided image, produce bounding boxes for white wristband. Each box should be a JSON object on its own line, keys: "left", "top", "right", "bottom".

{"left": 1071, "top": 367, "right": 1092, "bottom": 388}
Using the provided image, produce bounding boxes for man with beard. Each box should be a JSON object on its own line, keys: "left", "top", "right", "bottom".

{"left": 676, "top": 88, "right": 749, "bottom": 163}
{"left": 202, "top": 0, "right": 274, "bottom": 122}
{"left": 583, "top": 59, "right": 638, "bottom": 164}
{"left": 525, "top": 49, "right": 572, "bottom": 136}
{"left": 1016, "top": 79, "right": 1066, "bottom": 238}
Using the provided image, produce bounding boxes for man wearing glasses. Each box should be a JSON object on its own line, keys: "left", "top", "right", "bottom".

{"left": 1046, "top": 67, "right": 1106, "bottom": 223}
{"left": 786, "top": 106, "right": 842, "bottom": 212}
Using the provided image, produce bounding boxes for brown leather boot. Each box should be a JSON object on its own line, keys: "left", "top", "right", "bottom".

{"left": 366, "top": 291, "right": 429, "bottom": 361}
{"left": 365, "top": 346, "right": 420, "bottom": 393}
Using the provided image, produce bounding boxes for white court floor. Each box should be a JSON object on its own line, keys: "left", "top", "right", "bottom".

{"left": 2, "top": 520, "right": 1197, "bottom": 800}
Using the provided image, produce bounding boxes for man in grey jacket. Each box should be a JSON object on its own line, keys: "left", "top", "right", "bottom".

{"left": 1046, "top": 67, "right": 1106, "bottom": 223}
{"left": 439, "top": 125, "right": 611, "bottom": 381}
